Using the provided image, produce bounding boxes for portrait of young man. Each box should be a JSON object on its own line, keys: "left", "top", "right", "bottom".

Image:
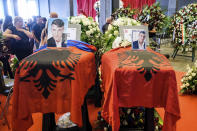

{"left": 47, "top": 19, "right": 67, "bottom": 47}
{"left": 132, "top": 31, "right": 146, "bottom": 50}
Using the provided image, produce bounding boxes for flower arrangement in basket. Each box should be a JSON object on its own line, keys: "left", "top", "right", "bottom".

{"left": 180, "top": 61, "right": 197, "bottom": 94}
{"left": 103, "top": 17, "right": 141, "bottom": 52}
{"left": 137, "top": 2, "right": 166, "bottom": 32}
{"left": 69, "top": 15, "right": 102, "bottom": 50}
{"left": 171, "top": 3, "right": 197, "bottom": 51}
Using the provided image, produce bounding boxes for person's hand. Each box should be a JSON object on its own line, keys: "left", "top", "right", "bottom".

{"left": 16, "top": 28, "right": 24, "bottom": 32}
{"left": 13, "top": 35, "right": 21, "bottom": 40}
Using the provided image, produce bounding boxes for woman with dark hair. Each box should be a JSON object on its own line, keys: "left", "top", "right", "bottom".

{"left": 3, "top": 15, "right": 13, "bottom": 32}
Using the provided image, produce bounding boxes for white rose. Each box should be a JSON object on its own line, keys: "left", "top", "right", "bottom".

{"left": 92, "top": 28, "right": 96, "bottom": 32}
{"left": 78, "top": 15, "right": 86, "bottom": 19}
{"left": 192, "top": 73, "right": 196, "bottom": 77}
{"left": 96, "top": 26, "right": 100, "bottom": 31}
{"left": 108, "top": 24, "right": 113, "bottom": 30}
{"left": 181, "top": 79, "right": 184, "bottom": 82}
{"left": 88, "top": 26, "right": 92, "bottom": 29}
{"left": 186, "top": 83, "right": 189, "bottom": 87}
{"left": 70, "top": 19, "right": 75, "bottom": 24}
{"left": 185, "top": 77, "right": 188, "bottom": 80}
{"left": 86, "top": 31, "right": 91, "bottom": 36}
{"left": 189, "top": 76, "right": 192, "bottom": 80}
{"left": 92, "top": 22, "right": 96, "bottom": 26}
{"left": 181, "top": 84, "right": 185, "bottom": 89}
{"left": 10, "top": 63, "right": 14, "bottom": 67}
{"left": 86, "top": 21, "right": 91, "bottom": 26}
{"left": 188, "top": 69, "right": 193, "bottom": 73}
{"left": 83, "top": 21, "right": 88, "bottom": 26}
{"left": 114, "top": 30, "right": 119, "bottom": 36}
{"left": 186, "top": 64, "right": 190, "bottom": 70}
{"left": 118, "top": 21, "right": 124, "bottom": 26}
{"left": 89, "top": 29, "right": 93, "bottom": 34}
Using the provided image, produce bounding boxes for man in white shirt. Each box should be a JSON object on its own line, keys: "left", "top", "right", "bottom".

{"left": 132, "top": 31, "right": 146, "bottom": 50}
{"left": 47, "top": 19, "right": 67, "bottom": 47}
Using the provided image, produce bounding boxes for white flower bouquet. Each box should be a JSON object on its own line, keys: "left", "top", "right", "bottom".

{"left": 69, "top": 15, "right": 102, "bottom": 49}
{"left": 103, "top": 17, "right": 140, "bottom": 52}
{"left": 180, "top": 61, "right": 197, "bottom": 94}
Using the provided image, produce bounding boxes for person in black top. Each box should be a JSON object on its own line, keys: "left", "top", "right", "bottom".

{"left": 3, "top": 16, "right": 33, "bottom": 61}
{"left": 32, "top": 16, "right": 45, "bottom": 49}
{"left": 3, "top": 16, "right": 13, "bottom": 32}
{"left": 42, "top": 17, "right": 47, "bottom": 27}
{"left": 102, "top": 17, "right": 113, "bottom": 34}
{"left": 0, "top": 19, "right": 3, "bottom": 33}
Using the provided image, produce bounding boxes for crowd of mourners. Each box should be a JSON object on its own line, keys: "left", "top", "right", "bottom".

{"left": 0, "top": 12, "right": 58, "bottom": 79}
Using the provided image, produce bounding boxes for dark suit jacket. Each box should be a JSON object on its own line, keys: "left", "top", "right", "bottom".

{"left": 132, "top": 41, "right": 146, "bottom": 50}
{"left": 47, "top": 33, "right": 67, "bottom": 47}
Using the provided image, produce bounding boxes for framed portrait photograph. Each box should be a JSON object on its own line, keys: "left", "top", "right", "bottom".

{"left": 47, "top": 18, "right": 68, "bottom": 47}
{"left": 67, "top": 24, "right": 81, "bottom": 41}
{"left": 120, "top": 25, "right": 149, "bottom": 50}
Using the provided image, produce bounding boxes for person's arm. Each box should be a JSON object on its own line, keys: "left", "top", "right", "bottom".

{"left": 17, "top": 28, "right": 33, "bottom": 39}
{"left": 39, "top": 28, "right": 47, "bottom": 48}
{"left": 3, "top": 29, "right": 21, "bottom": 40}
{"left": 32, "top": 30, "right": 40, "bottom": 43}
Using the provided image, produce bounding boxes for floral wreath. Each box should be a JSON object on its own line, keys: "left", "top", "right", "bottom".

{"left": 171, "top": 3, "right": 197, "bottom": 51}
{"left": 137, "top": 2, "right": 166, "bottom": 32}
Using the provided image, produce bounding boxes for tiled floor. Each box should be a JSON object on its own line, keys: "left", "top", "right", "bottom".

{"left": 159, "top": 43, "right": 195, "bottom": 72}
